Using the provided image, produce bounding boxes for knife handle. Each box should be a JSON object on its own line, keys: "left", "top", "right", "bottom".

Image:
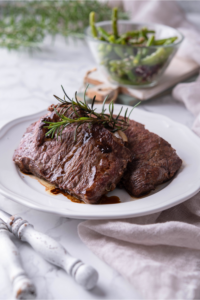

{"left": 7, "top": 216, "right": 98, "bottom": 290}
{"left": 0, "top": 219, "right": 36, "bottom": 299}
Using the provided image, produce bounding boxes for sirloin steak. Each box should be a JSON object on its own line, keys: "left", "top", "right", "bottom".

{"left": 121, "top": 119, "right": 182, "bottom": 197}
{"left": 13, "top": 106, "right": 131, "bottom": 204}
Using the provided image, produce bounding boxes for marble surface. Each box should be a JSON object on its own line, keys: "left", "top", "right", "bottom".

{"left": 0, "top": 31, "right": 197, "bottom": 299}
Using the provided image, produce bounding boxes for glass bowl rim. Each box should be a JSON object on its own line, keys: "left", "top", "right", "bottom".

{"left": 85, "top": 20, "right": 184, "bottom": 48}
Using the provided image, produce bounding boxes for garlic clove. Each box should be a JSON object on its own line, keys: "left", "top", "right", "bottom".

{"left": 114, "top": 130, "right": 128, "bottom": 142}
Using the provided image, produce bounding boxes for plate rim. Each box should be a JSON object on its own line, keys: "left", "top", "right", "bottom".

{"left": 0, "top": 105, "right": 200, "bottom": 219}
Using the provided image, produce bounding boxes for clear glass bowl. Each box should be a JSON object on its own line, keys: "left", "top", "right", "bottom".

{"left": 85, "top": 21, "right": 184, "bottom": 88}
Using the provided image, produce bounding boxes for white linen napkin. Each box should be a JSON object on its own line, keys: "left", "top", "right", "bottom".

{"left": 78, "top": 1, "right": 200, "bottom": 299}
{"left": 79, "top": 194, "right": 200, "bottom": 299}
{"left": 172, "top": 76, "right": 200, "bottom": 136}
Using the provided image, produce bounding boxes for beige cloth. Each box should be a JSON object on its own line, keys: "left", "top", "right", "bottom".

{"left": 173, "top": 75, "right": 200, "bottom": 136}
{"left": 78, "top": 1, "right": 200, "bottom": 299}
{"left": 79, "top": 193, "right": 200, "bottom": 299}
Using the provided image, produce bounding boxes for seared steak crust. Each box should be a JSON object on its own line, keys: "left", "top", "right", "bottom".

{"left": 13, "top": 107, "right": 131, "bottom": 204}
{"left": 121, "top": 119, "right": 182, "bottom": 197}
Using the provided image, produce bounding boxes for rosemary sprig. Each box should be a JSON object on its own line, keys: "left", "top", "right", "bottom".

{"left": 44, "top": 86, "right": 140, "bottom": 142}
{"left": 0, "top": 1, "right": 128, "bottom": 50}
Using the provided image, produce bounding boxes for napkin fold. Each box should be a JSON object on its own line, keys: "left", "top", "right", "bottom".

{"left": 79, "top": 193, "right": 200, "bottom": 299}
{"left": 173, "top": 75, "right": 200, "bottom": 136}
{"left": 78, "top": 1, "right": 200, "bottom": 299}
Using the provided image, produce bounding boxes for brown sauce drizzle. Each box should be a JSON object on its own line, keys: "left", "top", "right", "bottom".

{"left": 100, "top": 195, "right": 120, "bottom": 204}
{"left": 50, "top": 188, "right": 83, "bottom": 204}
{"left": 50, "top": 188, "right": 120, "bottom": 205}
{"left": 21, "top": 172, "right": 120, "bottom": 205}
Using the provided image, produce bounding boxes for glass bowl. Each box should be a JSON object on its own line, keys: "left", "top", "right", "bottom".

{"left": 85, "top": 21, "right": 184, "bottom": 88}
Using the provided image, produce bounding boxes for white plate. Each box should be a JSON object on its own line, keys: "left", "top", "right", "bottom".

{"left": 0, "top": 105, "right": 200, "bottom": 219}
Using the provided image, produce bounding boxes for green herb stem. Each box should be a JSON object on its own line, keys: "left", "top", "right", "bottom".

{"left": 0, "top": 1, "right": 127, "bottom": 50}
{"left": 44, "top": 86, "right": 140, "bottom": 141}
{"left": 89, "top": 11, "right": 98, "bottom": 38}
{"left": 112, "top": 7, "right": 118, "bottom": 38}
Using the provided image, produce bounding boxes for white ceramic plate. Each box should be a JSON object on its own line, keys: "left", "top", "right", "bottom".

{"left": 0, "top": 105, "right": 200, "bottom": 219}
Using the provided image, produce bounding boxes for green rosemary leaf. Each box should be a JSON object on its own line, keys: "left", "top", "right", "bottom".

{"left": 51, "top": 128, "right": 57, "bottom": 139}
{"left": 44, "top": 127, "right": 53, "bottom": 136}
{"left": 124, "top": 108, "right": 128, "bottom": 122}
{"left": 61, "top": 85, "right": 72, "bottom": 102}
{"left": 78, "top": 117, "right": 91, "bottom": 121}
{"left": 71, "top": 101, "right": 81, "bottom": 118}
{"left": 84, "top": 84, "right": 89, "bottom": 107}
{"left": 102, "top": 95, "right": 108, "bottom": 114}
{"left": 111, "top": 128, "right": 120, "bottom": 133}
{"left": 111, "top": 101, "right": 114, "bottom": 117}
{"left": 75, "top": 91, "right": 79, "bottom": 105}
{"left": 45, "top": 86, "right": 140, "bottom": 141}
{"left": 60, "top": 105, "right": 71, "bottom": 116}
{"left": 91, "top": 95, "right": 96, "bottom": 110}
{"left": 53, "top": 107, "right": 62, "bottom": 119}
{"left": 115, "top": 106, "right": 123, "bottom": 121}
{"left": 54, "top": 95, "right": 67, "bottom": 104}
{"left": 109, "top": 100, "right": 114, "bottom": 121}
{"left": 79, "top": 101, "right": 85, "bottom": 106}
{"left": 127, "top": 101, "right": 141, "bottom": 121}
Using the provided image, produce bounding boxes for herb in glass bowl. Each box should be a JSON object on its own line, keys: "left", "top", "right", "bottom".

{"left": 87, "top": 8, "right": 183, "bottom": 87}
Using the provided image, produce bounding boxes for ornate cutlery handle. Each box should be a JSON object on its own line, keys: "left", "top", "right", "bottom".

{"left": 7, "top": 216, "right": 98, "bottom": 290}
{"left": 0, "top": 219, "right": 36, "bottom": 299}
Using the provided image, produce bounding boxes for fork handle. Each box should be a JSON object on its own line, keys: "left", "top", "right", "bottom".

{"left": 7, "top": 216, "right": 98, "bottom": 290}
{"left": 0, "top": 219, "right": 36, "bottom": 299}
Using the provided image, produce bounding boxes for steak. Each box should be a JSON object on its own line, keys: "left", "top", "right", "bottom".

{"left": 121, "top": 119, "right": 182, "bottom": 197}
{"left": 13, "top": 106, "right": 131, "bottom": 204}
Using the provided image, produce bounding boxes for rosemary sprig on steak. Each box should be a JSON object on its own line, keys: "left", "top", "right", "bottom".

{"left": 44, "top": 85, "right": 140, "bottom": 141}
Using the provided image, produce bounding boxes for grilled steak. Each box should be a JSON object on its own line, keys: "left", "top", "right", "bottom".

{"left": 121, "top": 119, "right": 182, "bottom": 197}
{"left": 13, "top": 106, "right": 131, "bottom": 204}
